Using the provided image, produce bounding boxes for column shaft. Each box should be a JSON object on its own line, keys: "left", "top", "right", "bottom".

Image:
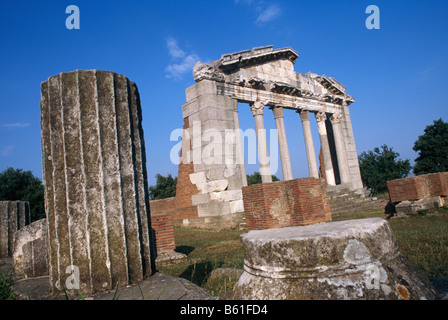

{"left": 251, "top": 101, "right": 272, "bottom": 183}
{"left": 272, "top": 107, "right": 293, "bottom": 181}
{"left": 315, "top": 112, "right": 336, "bottom": 185}
{"left": 299, "top": 110, "right": 319, "bottom": 179}
{"left": 330, "top": 112, "right": 351, "bottom": 185}
{"left": 233, "top": 106, "right": 248, "bottom": 187}
{"left": 40, "top": 70, "right": 153, "bottom": 296}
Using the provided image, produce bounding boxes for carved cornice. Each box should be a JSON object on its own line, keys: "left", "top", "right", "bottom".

{"left": 193, "top": 62, "right": 225, "bottom": 83}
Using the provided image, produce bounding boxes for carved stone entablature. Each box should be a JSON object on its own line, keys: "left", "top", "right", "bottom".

{"left": 247, "top": 77, "right": 265, "bottom": 89}
{"left": 315, "top": 75, "right": 346, "bottom": 96}
{"left": 219, "top": 46, "right": 299, "bottom": 72}
{"left": 298, "top": 88, "right": 314, "bottom": 98}
{"left": 345, "top": 94, "right": 355, "bottom": 105}
{"left": 230, "top": 76, "right": 246, "bottom": 86}
{"left": 193, "top": 61, "right": 225, "bottom": 83}
{"left": 271, "top": 81, "right": 300, "bottom": 96}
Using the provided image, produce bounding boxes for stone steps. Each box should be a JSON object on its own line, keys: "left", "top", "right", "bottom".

{"left": 328, "top": 191, "right": 384, "bottom": 215}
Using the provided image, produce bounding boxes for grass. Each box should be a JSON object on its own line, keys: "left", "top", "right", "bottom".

{"left": 2, "top": 207, "right": 447, "bottom": 299}
{"left": 0, "top": 270, "right": 15, "bottom": 300}
{"left": 333, "top": 206, "right": 448, "bottom": 279}
{"left": 157, "top": 227, "right": 247, "bottom": 296}
{"left": 159, "top": 207, "right": 448, "bottom": 297}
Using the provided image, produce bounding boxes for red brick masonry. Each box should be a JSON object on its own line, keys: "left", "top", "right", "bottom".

{"left": 387, "top": 172, "right": 448, "bottom": 203}
{"left": 242, "top": 177, "right": 332, "bottom": 231}
{"left": 150, "top": 213, "right": 176, "bottom": 253}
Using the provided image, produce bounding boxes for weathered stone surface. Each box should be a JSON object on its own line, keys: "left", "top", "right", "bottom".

{"left": 12, "top": 218, "right": 48, "bottom": 278}
{"left": 232, "top": 218, "right": 440, "bottom": 300}
{"left": 0, "top": 201, "right": 31, "bottom": 258}
{"left": 40, "top": 70, "right": 154, "bottom": 295}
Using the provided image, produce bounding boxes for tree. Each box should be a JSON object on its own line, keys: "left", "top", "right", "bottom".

{"left": 413, "top": 118, "right": 448, "bottom": 175}
{"left": 148, "top": 174, "right": 178, "bottom": 200}
{"left": 0, "top": 167, "right": 45, "bottom": 221}
{"left": 246, "top": 171, "right": 280, "bottom": 186}
{"left": 358, "top": 145, "right": 412, "bottom": 195}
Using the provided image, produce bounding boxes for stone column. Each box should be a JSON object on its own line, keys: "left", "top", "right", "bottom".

{"left": 330, "top": 111, "right": 351, "bottom": 185}
{"left": 298, "top": 110, "right": 319, "bottom": 179}
{"left": 0, "top": 201, "right": 30, "bottom": 258}
{"left": 0, "top": 202, "right": 10, "bottom": 258}
{"left": 250, "top": 100, "right": 272, "bottom": 183}
{"left": 315, "top": 111, "right": 336, "bottom": 186}
{"left": 271, "top": 107, "right": 293, "bottom": 181}
{"left": 40, "top": 70, "right": 154, "bottom": 296}
{"left": 233, "top": 105, "right": 248, "bottom": 187}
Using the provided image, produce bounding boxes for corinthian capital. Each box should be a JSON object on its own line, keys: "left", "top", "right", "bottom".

{"left": 315, "top": 111, "right": 326, "bottom": 123}
{"left": 330, "top": 111, "right": 343, "bottom": 124}
{"left": 250, "top": 99, "right": 267, "bottom": 116}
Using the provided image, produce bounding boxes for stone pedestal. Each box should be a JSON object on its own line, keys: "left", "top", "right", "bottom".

{"left": 40, "top": 70, "right": 154, "bottom": 295}
{"left": 0, "top": 201, "right": 30, "bottom": 258}
{"left": 232, "top": 218, "right": 440, "bottom": 300}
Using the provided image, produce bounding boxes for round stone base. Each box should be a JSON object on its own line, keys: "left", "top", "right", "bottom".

{"left": 232, "top": 218, "right": 440, "bottom": 300}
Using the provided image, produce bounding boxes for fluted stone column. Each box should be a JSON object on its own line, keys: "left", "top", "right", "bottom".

{"left": 298, "top": 110, "right": 319, "bottom": 179}
{"left": 40, "top": 70, "right": 154, "bottom": 295}
{"left": 0, "top": 201, "right": 30, "bottom": 258}
{"left": 315, "top": 111, "right": 336, "bottom": 186}
{"left": 330, "top": 112, "right": 351, "bottom": 185}
{"left": 233, "top": 105, "right": 248, "bottom": 187}
{"left": 250, "top": 100, "right": 272, "bottom": 183}
{"left": 271, "top": 107, "right": 293, "bottom": 181}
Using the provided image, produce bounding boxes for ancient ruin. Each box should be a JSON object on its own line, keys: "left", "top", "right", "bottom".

{"left": 40, "top": 70, "right": 155, "bottom": 295}
{"left": 0, "top": 201, "right": 30, "bottom": 258}
{"left": 2, "top": 46, "right": 441, "bottom": 301}
{"left": 232, "top": 217, "right": 440, "bottom": 300}
{"left": 387, "top": 171, "right": 448, "bottom": 215}
{"left": 12, "top": 218, "right": 48, "bottom": 278}
{"left": 157, "top": 45, "right": 366, "bottom": 229}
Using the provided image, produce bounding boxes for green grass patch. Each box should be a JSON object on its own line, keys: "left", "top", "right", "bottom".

{"left": 161, "top": 208, "right": 448, "bottom": 297}
{"left": 157, "top": 227, "right": 247, "bottom": 296}
{"left": 333, "top": 207, "right": 448, "bottom": 279}
{"left": 0, "top": 270, "right": 15, "bottom": 300}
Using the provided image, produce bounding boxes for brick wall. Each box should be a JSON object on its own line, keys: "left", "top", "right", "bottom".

{"left": 173, "top": 117, "right": 199, "bottom": 220}
{"left": 151, "top": 213, "right": 176, "bottom": 253}
{"left": 387, "top": 172, "right": 448, "bottom": 203}
{"left": 242, "top": 177, "right": 332, "bottom": 231}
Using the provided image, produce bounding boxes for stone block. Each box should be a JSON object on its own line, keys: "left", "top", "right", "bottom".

{"left": 230, "top": 200, "right": 244, "bottom": 214}
{"left": 197, "top": 201, "right": 231, "bottom": 217}
{"left": 13, "top": 218, "right": 48, "bottom": 278}
{"left": 209, "top": 190, "right": 242, "bottom": 202}
{"left": 232, "top": 218, "right": 440, "bottom": 300}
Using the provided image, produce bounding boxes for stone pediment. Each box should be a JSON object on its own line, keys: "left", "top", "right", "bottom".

{"left": 219, "top": 45, "right": 299, "bottom": 72}
{"left": 192, "top": 46, "right": 354, "bottom": 106}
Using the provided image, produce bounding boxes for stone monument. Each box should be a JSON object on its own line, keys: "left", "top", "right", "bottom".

{"left": 169, "top": 46, "right": 364, "bottom": 229}
{"left": 40, "top": 70, "right": 154, "bottom": 295}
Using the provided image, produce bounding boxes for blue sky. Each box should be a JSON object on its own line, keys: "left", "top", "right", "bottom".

{"left": 0, "top": 0, "right": 447, "bottom": 185}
